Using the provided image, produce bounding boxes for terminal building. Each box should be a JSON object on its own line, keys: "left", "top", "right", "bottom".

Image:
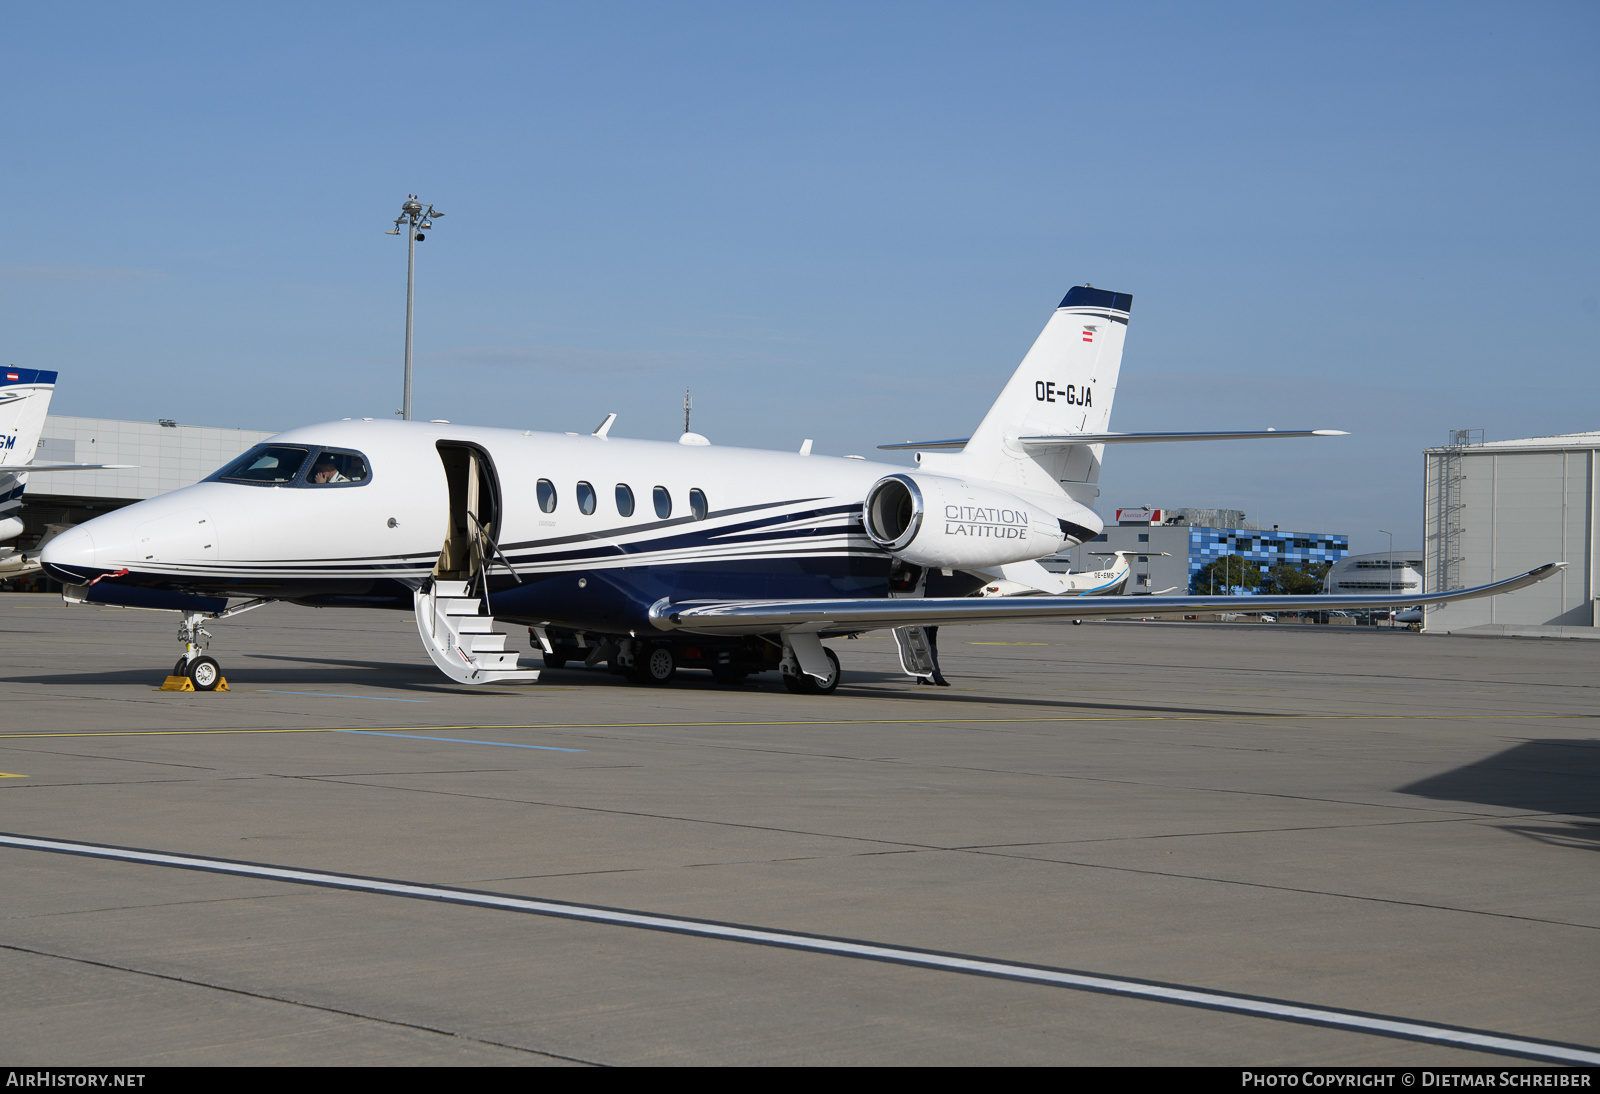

{"left": 1051, "top": 508, "right": 1349, "bottom": 595}
{"left": 1424, "top": 430, "right": 1600, "bottom": 634}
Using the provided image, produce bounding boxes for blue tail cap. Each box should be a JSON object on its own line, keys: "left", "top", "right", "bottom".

{"left": 0, "top": 367, "right": 58, "bottom": 387}
{"left": 1059, "top": 286, "right": 1132, "bottom": 313}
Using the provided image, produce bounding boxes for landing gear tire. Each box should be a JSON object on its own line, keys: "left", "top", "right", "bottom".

{"left": 630, "top": 645, "right": 676, "bottom": 686}
{"left": 173, "top": 657, "right": 188, "bottom": 677}
{"left": 187, "top": 656, "right": 222, "bottom": 692}
{"left": 786, "top": 648, "right": 841, "bottom": 695}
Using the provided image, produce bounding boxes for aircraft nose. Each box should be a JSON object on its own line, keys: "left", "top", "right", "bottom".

{"left": 40, "top": 523, "right": 98, "bottom": 584}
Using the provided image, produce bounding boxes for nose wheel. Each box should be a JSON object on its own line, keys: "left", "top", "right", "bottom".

{"left": 184, "top": 656, "right": 223, "bottom": 691}
{"left": 165, "top": 612, "right": 227, "bottom": 691}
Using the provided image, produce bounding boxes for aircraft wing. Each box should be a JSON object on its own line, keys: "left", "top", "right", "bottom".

{"left": 19, "top": 462, "right": 137, "bottom": 471}
{"left": 649, "top": 563, "right": 1561, "bottom": 636}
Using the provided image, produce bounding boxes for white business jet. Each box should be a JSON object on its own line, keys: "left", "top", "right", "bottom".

{"left": 978, "top": 550, "right": 1178, "bottom": 597}
{"left": 40, "top": 287, "right": 1558, "bottom": 692}
{"left": 0, "top": 368, "right": 133, "bottom": 575}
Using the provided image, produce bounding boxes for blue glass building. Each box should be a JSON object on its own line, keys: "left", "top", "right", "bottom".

{"left": 1055, "top": 511, "right": 1348, "bottom": 596}
{"left": 1186, "top": 527, "right": 1349, "bottom": 594}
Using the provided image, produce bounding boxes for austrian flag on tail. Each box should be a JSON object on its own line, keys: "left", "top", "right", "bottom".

{"left": 1081, "top": 328, "right": 1094, "bottom": 343}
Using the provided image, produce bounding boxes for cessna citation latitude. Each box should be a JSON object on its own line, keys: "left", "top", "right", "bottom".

{"left": 41, "top": 286, "right": 1557, "bottom": 692}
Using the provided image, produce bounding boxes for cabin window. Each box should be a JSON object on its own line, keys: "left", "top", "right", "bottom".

{"left": 689, "top": 488, "right": 708, "bottom": 520}
{"left": 576, "top": 481, "right": 597, "bottom": 515}
{"left": 213, "top": 444, "right": 310, "bottom": 485}
{"left": 615, "top": 483, "right": 635, "bottom": 517}
{"left": 537, "top": 479, "right": 557, "bottom": 513}
{"left": 653, "top": 486, "right": 672, "bottom": 519}
{"left": 305, "top": 449, "right": 370, "bottom": 486}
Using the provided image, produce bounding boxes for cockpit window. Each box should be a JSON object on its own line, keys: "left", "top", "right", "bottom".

{"left": 215, "top": 445, "right": 310, "bottom": 484}
{"left": 208, "top": 444, "right": 372, "bottom": 488}
{"left": 306, "top": 449, "right": 370, "bottom": 486}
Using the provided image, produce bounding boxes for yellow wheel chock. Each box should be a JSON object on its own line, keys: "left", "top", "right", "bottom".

{"left": 159, "top": 676, "right": 229, "bottom": 692}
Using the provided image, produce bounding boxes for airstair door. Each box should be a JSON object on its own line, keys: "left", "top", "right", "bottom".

{"left": 413, "top": 443, "right": 538, "bottom": 685}
{"left": 433, "top": 442, "right": 501, "bottom": 592}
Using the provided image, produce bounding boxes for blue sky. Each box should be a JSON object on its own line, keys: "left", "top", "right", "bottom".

{"left": 3, "top": 2, "right": 1595, "bottom": 553}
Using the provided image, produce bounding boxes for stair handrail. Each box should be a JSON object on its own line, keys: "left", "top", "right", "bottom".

{"left": 467, "top": 512, "right": 524, "bottom": 600}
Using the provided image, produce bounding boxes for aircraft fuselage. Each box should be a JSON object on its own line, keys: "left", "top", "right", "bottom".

{"left": 40, "top": 419, "right": 1039, "bottom": 633}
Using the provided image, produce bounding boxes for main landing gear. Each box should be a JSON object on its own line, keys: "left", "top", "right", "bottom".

{"left": 532, "top": 630, "right": 846, "bottom": 694}
{"left": 781, "top": 647, "right": 840, "bottom": 695}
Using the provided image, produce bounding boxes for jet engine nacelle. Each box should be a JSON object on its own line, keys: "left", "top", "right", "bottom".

{"left": 864, "top": 473, "right": 1070, "bottom": 569}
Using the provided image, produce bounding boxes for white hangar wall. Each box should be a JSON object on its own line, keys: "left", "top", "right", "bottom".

{"left": 28, "top": 415, "right": 277, "bottom": 502}
{"left": 1424, "top": 433, "right": 1598, "bottom": 633}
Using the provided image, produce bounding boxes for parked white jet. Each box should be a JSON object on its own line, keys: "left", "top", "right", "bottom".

{"left": 40, "top": 287, "right": 1558, "bottom": 692}
{"left": 979, "top": 550, "right": 1177, "bottom": 597}
{"left": 0, "top": 369, "right": 133, "bottom": 574}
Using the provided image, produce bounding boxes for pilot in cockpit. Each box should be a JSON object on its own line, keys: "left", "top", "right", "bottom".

{"left": 309, "top": 456, "right": 345, "bottom": 484}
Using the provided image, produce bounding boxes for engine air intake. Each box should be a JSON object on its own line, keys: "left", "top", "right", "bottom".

{"left": 865, "top": 475, "right": 923, "bottom": 552}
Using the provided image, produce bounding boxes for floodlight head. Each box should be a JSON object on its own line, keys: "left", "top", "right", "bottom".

{"left": 385, "top": 229, "right": 401, "bottom": 235}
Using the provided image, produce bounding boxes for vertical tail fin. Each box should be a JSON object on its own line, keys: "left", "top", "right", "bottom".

{"left": 929, "top": 287, "right": 1131, "bottom": 498}
{"left": 0, "top": 368, "right": 58, "bottom": 468}
{"left": 0, "top": 369, "right": 59, "bottom": 540}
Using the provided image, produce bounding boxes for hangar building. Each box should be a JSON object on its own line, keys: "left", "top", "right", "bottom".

{"left": 18, "top": 415, "right": 276, "bottom": 549}
{"left": 1423, "top": 430, "right": 1599, "bottom": 634}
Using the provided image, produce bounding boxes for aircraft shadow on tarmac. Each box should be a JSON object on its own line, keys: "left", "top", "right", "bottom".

{"left": 1399, "top": 739, "right": 1600, "bottom": 851}
{"left": 520, "top": 661, "right": 1278, "bottom": 715}
{"left": 5, "top": 654, "right": 1293, "bottom": 717}
{"left": 3, "top": 657, "right": 452, "bottom": 693}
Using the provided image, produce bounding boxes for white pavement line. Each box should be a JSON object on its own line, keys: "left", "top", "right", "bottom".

{"left": 4, "top": 832, "right": 1597, "bottom": 1065}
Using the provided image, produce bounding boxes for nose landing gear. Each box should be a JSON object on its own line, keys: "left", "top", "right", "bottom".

{"left": 163, "top": 613, "right": 227, "bottom": 691}
{"left": 158, "top": 598, "right": 274, "bottom": 692}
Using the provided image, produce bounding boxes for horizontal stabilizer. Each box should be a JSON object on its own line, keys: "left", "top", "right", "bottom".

{"left": 880, "top": 429, "right": 1347, "bottom": 451}
{"left": 1018, "top": 430, "right": 1347, "bottom": 448}
{"left": 649, "top": 564, "right": 1563, "bottom": 636}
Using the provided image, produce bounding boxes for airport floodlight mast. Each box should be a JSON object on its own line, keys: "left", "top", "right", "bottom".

{"left": 385, "top": 195, "right": 443, "bottom": 421}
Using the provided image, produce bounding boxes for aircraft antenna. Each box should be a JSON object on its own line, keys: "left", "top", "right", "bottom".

{"left": 683, "top": 388, "right": 692, "bottom": 435}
